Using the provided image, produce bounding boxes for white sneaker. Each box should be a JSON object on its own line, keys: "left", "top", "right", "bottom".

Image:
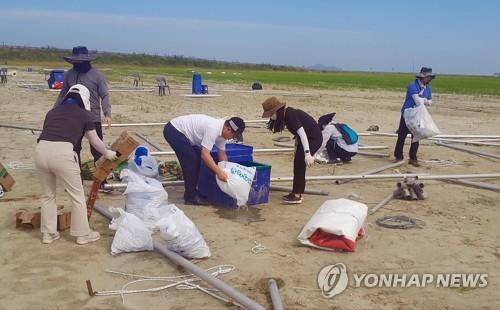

{"left": 76, "top": 231, "right": 100, "bottom": 245}
{"left": 42, "top": 232, "right": 60, "bottom": 244}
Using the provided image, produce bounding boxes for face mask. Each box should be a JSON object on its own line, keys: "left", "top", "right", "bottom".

{"left": 270, "top": 114, "right": 277, "bottom": 120}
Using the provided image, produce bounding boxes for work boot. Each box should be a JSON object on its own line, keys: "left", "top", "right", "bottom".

{"left": 76, "top": 231, "right": 100, "bottom": 245}
{"left": 42, "top": 232, "right": 60, "bottom": 244}
{"left": 393, "top": 157, "right": 404, "bottom": 163}
{"left": 408, "top": 159, "right": 420, "bottom": 167}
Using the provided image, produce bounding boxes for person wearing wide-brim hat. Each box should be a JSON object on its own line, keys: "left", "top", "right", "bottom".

{"left": 54, "top": 46, "right": 111, "bottom": 165}
{"left": 394, "top": 67, "right": 436, "bottom": 167}
{"left": 261, "top": 97, "right": 322, "bottom": 204}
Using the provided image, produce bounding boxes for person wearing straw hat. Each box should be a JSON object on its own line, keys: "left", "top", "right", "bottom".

{"left": 163, "top": 115, "right": 246, "bottom": 205}
{"left": 54, "top": 46, "right": 111, "bottom": 164}
{"left": 394, "top": 67, "right": 436, "bottom": 167}
{"left": 35, "top": 84, "right": 117, "bottom": 245}
{"left": 261, "top": 97, "right": 322, "bottom": 204}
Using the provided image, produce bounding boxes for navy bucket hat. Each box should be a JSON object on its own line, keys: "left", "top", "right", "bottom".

{"left": 64, "top": 46, "right": 97, "bottom": 63}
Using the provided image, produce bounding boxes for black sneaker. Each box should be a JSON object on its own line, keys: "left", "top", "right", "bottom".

{"left": 328, "top": 158, "right": 343, "bottom": 165}
{"left": 184, "top": 196, "right": 209, "bottom": 206}
{"left": 282, "top": 193, "right": 303, "bottom": 204}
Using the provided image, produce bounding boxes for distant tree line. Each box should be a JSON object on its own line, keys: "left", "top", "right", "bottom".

{"left": 0, "top": 45, "right": 304, "bottom": 71}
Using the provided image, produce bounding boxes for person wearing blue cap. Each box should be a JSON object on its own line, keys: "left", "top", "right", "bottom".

{"left": 163, "top": 115, "right": 245, "bottom": 205}
{"left": 394, "top": 67, "right": 436, "bottom": 167}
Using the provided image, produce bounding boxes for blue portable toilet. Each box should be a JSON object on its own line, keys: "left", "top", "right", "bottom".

{"left": 192, "top": 73, "right": 202, "bottom": 94}
{"left": 47, "top": 70, "right": 65, "bottom": 89}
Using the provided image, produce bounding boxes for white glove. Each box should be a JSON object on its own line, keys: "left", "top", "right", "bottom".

{"left": 424, "top": 99, "right": 432, "bottom": 106}
{"left": 305, "top": 152, "right": 315, "bottom": 167}
{"left": 104, "top": 150, "right": 117, "bottom": 161}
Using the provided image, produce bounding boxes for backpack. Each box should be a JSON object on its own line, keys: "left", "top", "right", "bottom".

{"left": 334, "top": 123, "right": 358, "bottom": 145}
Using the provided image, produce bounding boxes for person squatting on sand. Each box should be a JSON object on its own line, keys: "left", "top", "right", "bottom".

{"left": 261, "top": 97, "right": 322, "bottom": 204}
{"left": 317, "top": 113, "right": 358, "bottom": 164}
{"left": 393, "top": 67, "right": 436, "bottom": 167}
{"left": 35, "top": 85, "right": 117, "bottom": 245}
{"left": 163, "top": 114, "right": 246, "bottom": 206}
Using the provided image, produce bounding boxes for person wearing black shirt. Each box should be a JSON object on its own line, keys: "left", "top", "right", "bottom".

{"left": 35, "top": 84, "right": 117, "bottom": 245}
{"left": 261, "top": 97, "right": 322, "bottom": 204}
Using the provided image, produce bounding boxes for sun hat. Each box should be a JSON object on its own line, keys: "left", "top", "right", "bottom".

{"left": 228, "top": 117, "right": 245, "bottom": 142}
{"left": 63, "top": 46, "right": 97, "bottom": 64}
{"left": 261, "top": 97, "right": 286, "bottom": 118}
{"left": 65, "top": 84, "right": 91, "bottom": 111}
{"left": 416, "top": 67, "right": 436, "bottom": 79}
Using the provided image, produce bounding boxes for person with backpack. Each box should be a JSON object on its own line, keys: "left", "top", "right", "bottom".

{"left": 317, "top": 113, "right": 358, "bottom": 164}
{"left": 261, "top": 97, "right": 322, "bottom": 204}
{"left": 393, "top": 67, "right": 436, "bottom": 167}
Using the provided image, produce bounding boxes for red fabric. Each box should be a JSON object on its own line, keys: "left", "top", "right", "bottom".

{"left": 309, "top": 228, "right": 364, "bottom": 252}
{"left": 52, "top": 81, "right": 63, "bottom": 89}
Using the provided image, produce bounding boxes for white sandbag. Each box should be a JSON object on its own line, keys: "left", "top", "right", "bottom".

{"left": 216, "top": 161, "right": 256, "bottom": 206}
{"left": 156, "top": 204, "right": 211, "bottom": 259}
{"left": 128, "top": 148, "right": 159, "bottom": 178}
{"left": 297, "top": 198, "right": 367, "bottom": 250}
{"left": 403, "top": 103, "right": 440, "bottom": 142}
{"left": 109, "top": 207, "right": 154, "bottom": 255}
{"left": 120, "top": 169, "right": 169, "bottom": 229}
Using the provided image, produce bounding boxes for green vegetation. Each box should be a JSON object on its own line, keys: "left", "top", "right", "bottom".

{"left": 2, "top": 46, "right": 500, "bottom": 96}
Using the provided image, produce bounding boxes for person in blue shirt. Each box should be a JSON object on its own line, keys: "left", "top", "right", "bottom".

{"left": 393, "top": 67, "right": 436, "bottom": 167}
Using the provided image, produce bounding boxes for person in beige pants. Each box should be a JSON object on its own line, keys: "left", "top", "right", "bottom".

{"left": 35, "top": 84, "right": 116, "bottom": 244}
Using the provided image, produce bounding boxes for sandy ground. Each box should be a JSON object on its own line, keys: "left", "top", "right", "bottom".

{"left": 0, "top": 70, "right": 499, "bottom": 310}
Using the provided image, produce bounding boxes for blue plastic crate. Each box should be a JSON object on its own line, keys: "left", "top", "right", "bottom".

{"left": 209, "top": 143, "right": 253, "bottom": 163}
{"left": 198, "top": 161, "right": 271, "bottom": 207}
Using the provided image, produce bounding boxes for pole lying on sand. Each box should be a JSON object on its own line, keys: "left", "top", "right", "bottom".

{"left": 0, "top": 124, "right": 42, "bottom": 132}
{"left": 443, "top": 179, "right": 500, "bottom": 192}
{"left": 270, "top": 173, "right": 500, "bottom": 183}
{"left": 270, "top": 185, "right": 329, "bottom": 196}
{"left": 370, "top": 132, "right": 500, "bottom": 139}
{"left": 436, "top": 142, "right": 500, "bottom": 160}
{"left": 94, "top": 204, "right": 266, "bottom": 310}
{"left": 336, "top": 160, "right": 405, "bottom": 185}
{"left": 133, "top": 132, "right": 164, "bottom": 151}
{"left": 357, "top": 150, "right": 389, "bottom": 157}
{"left": 369, "top": 192, "right": 394, "bottom": 215}
{"left": 430, "top": 137, "right": 500, "bottom": 147}
{"left": 268, "top": 279, "right": 284, "bottom": 310}
{"left": 272, "top": 142, "right": 388, "bottom": 150}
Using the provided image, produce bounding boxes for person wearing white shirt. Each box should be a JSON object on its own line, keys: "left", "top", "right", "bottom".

{"left": 163, "top": 115, "right": 245, "bottom": 205}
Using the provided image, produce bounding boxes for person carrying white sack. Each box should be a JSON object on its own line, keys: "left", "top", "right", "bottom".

{"left": 393, "top": 67, "right": 436, "bottom": 167}
{"left": 35, "top": 84, "right": 117, "bottom": 245}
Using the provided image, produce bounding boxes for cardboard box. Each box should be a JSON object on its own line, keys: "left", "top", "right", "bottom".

{"left": 0, "top": 162, "right": 15, "bottom": 191}
{"left": 93, "top": 130, "right": 139, "bottom": 182}
{"left": 16, "top": 206, "right": 71, "bottom": 231}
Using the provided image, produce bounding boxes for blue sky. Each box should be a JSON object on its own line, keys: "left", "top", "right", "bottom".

{"left": 1, "top": 1, "right": 499, "bottom": 75}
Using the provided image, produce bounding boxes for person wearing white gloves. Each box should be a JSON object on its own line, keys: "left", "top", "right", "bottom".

{"left": 262, "top": 97, "right": 322, "bottom": 204}
{"left": 35, "top": 84, "right": 117, "bottom": 245}
{"left": 394, "top": 67, "right": 436, "bottom": 167}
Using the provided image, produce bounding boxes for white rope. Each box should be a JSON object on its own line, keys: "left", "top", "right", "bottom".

{"left": 94, "top": 265, "right": 236, "bottom": 307}
{"left": 251, "top": 241, "right": 267, "bottom": 254}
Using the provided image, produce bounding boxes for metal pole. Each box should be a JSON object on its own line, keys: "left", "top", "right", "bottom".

{"left": 369, "top": 192, "right": 394, "bottom": 215}
{"left": 94, "top": 204, "right": 266, "bottom": 310}
{"left": 443, "top": 179, "right": 500, "bottom": 192}
{"left": 0, "top": 124, "right": 42, "bottom": 132}
{"left": 370, "top": 132, "right": 500, "bottom": 139}
{"left": 273, "top": 142, "right": 388, "bottom": 150}
{"left": 268, "top": 279, "right": 284, "bottom": 310}
{"left": 357, "top": 150, "right": 389, "bottom": 157}
{"left": 133, "top": 132, "right": 164, "bottom": 151}
{"left": 336, "top": 160, "right": 405, "bottom": 184}
{"left": 270, "top": 185, "right": 329, "bottom": 196}
{"left": 430, "top": 137, "right": 500, "bottom": 147}
{"left": 102, "top": 180, "right": 184, "bottom": 191}
{"left": 270, "top": 173, "right": 500, "bottom": 182}
{"left": 436, "top": 142, "right": 500, "bottom": 160}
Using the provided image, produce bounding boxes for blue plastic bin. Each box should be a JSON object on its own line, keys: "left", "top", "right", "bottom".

{"left": 198, "top": 161, "right": 271, "bottom": 207}
{"left": 47, "top": 70, "right": 65, "bottom": 89}
{"left": 192, "top": 73, "right": 202, "bottom": 94}
{"left": 201, "top": 85, "right": 209, "bottom": 94}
